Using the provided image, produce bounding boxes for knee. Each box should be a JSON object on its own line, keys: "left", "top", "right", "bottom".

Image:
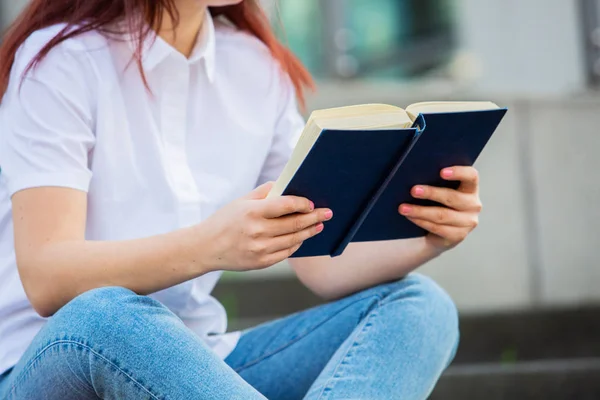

{"left": 403, "top": 274, "right": 458, "bottom": 319}
{"left": 389, "top": 274, "right": 460, "bottom": 358}
{"left": 51, "top": 287, "right": 156, "bottom": 336}
{"left": 58, "top": 286, "right": 136, "bottom": 317}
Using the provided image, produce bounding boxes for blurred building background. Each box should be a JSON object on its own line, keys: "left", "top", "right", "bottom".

{"left": 252, "top": 0, "right": 600, "bottom": 316}
{"left": 260, "top": 0, "right": 600, "bottom": 313}
{"left": 2, "top": 1, "right": 600, "bottom": 398}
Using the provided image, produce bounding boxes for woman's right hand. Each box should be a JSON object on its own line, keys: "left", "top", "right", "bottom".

{"left": 199, "top": 182, "right": 333, "bottom": 272}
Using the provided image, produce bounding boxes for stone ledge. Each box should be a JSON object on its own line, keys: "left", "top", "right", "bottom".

{"left": 431, "top": 358, "right": 600, "bottom": 400}
{"left": 214, "top": 279, "right": 600, "bottom": 364}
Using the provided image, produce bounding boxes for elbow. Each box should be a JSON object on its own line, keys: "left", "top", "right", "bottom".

{"left": 290, "top": 259, "right": 343, "bottom": 301}
{"left": 16, "top": 259, "right": 60, "bottom": 318}
{"left": 21, "top": 279, "right": 59, "bottom": 318}
{"left": 308, "top": 284, "right": 346, "bottom": 302}
{"left": 30, "top": 289, "right": 60, "bottom": 318}
{"left": 30, "top": 299, "right": 56, "bottom": 319}
{"left": 22, "top": 284, "right": 58, "bottom": 318}
{"left": 298, "top": 274, "right": 339, "bottom": 300}
{"left": 307, "top": 286, "right": 340, "bottom": 302}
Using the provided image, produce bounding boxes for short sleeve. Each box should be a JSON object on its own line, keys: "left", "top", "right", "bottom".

{"left": 255, "top": 72, "right": 306, "bottom": 186}
{"left": 0, "top": 38, "right": 96, "bottom": 197}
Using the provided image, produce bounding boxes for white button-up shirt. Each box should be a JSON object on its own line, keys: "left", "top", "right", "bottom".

{"left": 0, "top": 12, "right": 305, "bottom": 375}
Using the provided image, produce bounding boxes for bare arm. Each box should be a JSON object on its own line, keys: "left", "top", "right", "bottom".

{"left": 13, "top": 184, "right": 329, "bottom": 317}
{"left": 290, "top": 238, "right": 442, "bottom": 300}
{"left": 6, "top": 40, "right": 333, "bottom": 318}
{"left": 12, "top": 187, "right": 212, "bottom": 317}
{"left": 291, "top": 166, "right": 482, "bottom": 300}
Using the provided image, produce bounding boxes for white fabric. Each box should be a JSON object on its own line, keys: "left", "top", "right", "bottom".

{"left": 0, "top": 12, "right": 305, "bottom": 375}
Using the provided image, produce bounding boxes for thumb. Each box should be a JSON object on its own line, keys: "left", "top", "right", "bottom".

{"left": 245, "top": 182, "right": 275, "bottom": 200}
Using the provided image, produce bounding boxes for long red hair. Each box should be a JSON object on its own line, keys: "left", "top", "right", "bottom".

{"left": 0, "top": 0, "right": 314, "bottom": 106}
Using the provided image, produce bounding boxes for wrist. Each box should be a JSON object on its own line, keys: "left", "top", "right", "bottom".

{"left": 422, "top": 236, "right": 449, "bottom": 258}
{"left": 181, "top": 222, "right": 220, "bottom": 276}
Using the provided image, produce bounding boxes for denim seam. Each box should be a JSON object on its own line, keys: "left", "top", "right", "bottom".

{"left": 7, "top": 339, "right": 161, "bottom": 400}
{"left": 316, "top": 299, "right": 381, "bottom": 400}
{"left": 234, "top": 293, "right": 386, "bottom": 373}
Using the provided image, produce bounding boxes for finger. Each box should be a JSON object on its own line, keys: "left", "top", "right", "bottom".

{"left": 268, "top": 222, "right": 325, "bottom": 253}
{"left": 245, "top": 182, "right": 275, "bottom": 200}
{"left": 411, "top": 185, "right": 482, "bottom": 212}
{"left": 441, "top": 166, "right": 479, "bottom": 194}
{"left": 399, "top": 204, "right": 477, "bottom": 228}
{"left": 269, "top": 208, "right": 333, "bottom": 236}
{"left": 263, "top": 242, "right": 304, "bottom": 267}
{"left": 261, "top": 196, "right": 315, "bottom": 218}
{"left": 407, "top": 217, "right": 468, "bottom": 244}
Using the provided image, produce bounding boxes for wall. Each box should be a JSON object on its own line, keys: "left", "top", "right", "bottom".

{"left": 2, "top": 1, "right": 598, "bottom": 312}
{"left": 453, "top": 0, "right": 588, "bottom": 96}
{"left": 0, "top": 0, "right": 28, "bottom": 27}
{"left": 262, "top": 87, "right": 600, "bottom": 314}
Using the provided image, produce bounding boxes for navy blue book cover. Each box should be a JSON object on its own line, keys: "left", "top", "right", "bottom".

{"left": 285, "top": 108, "right": 507, "bottom": 258}
{"left": 284, "top": 128, "right": 417, "bottom": 258}
{"left": 353, "top": 109, "right": 507, "bottom": 244}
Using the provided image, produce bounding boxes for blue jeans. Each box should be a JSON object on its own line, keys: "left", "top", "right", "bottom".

{"left": 0, "top": 274, "right": 458, "bottom": 400}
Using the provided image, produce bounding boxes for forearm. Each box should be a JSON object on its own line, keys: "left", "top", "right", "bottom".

{"left": 18, "top": 225, "right": 212, "bottom": 317}
{"left": 290, "top": 237, "right": 443, "bottom": 300}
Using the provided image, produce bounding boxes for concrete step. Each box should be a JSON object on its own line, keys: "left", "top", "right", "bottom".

{"left": 213, "top": 278, "right": 600, "bottom": 364}
{"left": 214, "top": 279, "right": 600, "bottom": 398}
{"left": 430, "top": 358, "right": 600, "bottom": 400}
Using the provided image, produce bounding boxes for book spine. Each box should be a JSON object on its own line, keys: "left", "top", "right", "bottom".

{"left": 330, "top": 115, "right": 428, "bottom": 257}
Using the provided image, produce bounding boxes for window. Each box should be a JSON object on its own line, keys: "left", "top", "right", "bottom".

{"left": 580, "top": 0, "right": 600, "bottom": 87}
{"left": 275, "top": 0, "right": 456, "bottom": 80}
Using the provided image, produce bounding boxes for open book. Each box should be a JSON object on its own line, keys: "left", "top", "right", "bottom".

{"left": 268, "top": 101, "right": 507, "bottom": 257}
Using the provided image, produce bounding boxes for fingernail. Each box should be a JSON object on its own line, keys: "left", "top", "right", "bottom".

{"left": 414, "top": 186, "right": 425, "bottom": 197}
{"left": 324, "top": 210, "right": 333, "bottom": 220}
{"left": 442, "top": 169, "right": 453, "bottom": 178}
{"left": 309, "top": 201, "right": 315, "bottom": 211}
{"left": 315, "top": 223, "right": 324, "bottom": 233}
{"left": 400, "top": 205, "right": 412, "bottom": 215}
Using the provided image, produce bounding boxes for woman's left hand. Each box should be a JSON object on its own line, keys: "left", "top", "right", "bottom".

{"left": 398, "top": 166, "right": 483, "bottom": 251}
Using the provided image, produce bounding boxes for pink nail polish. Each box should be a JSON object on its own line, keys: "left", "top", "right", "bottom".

{"left": 414, "top": 187, "right": 425, "bottom": 197}
{"left": 442, "top": 169, "right": 453, "bottom": 178}
{"left": 324, "top": 210, "right": 333, "bottom": 220}
{"left": 309, "top": 201, "right": 315, "bottom": 211}
{"left": 316, "top": 223, "right": 324, "bottom": 233}
{"left": 401, "top": 205, "right": 412, "bottom": 215}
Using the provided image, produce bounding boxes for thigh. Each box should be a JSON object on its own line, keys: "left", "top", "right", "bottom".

{"left": 0, "top": 307, "right": 148, "bottom": 400}
{"left": 0, "top": 341, "right": 156, "bottom": 400}
{"left": 224, "top": 280, "right": 401, "bottom": 400}
{"left": 1, "top": 287, "right": 264, "bottom": 400}
{"left": 0, "top": 370, "right": 11, "bottom": 398}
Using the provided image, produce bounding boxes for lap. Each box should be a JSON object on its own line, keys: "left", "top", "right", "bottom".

{"left": 0, "top": 273, "right": 455, "bottom": 400}
{"left": 1, "top": 287, "right": 263, "bottom": 400}
{"left": 225, "top": 273, "right": 450, "bottom": 399}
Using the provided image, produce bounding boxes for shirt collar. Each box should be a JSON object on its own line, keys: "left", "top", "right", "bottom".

{"left": 135, "top": 11, "right": 216, "bottom": 82}
{"left": 188, "top": 11, "right": 216, "bottom": 82}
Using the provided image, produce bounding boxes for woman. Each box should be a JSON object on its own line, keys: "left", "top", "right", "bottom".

{"left": 0, "top": 0, "right": 482, "bottom": 399}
